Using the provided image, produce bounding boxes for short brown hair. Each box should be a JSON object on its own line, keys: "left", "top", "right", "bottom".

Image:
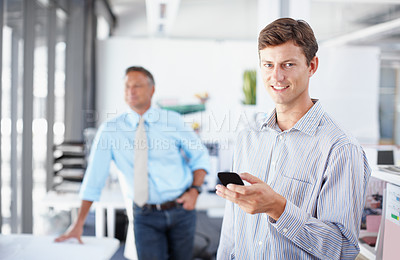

{"left": 258, "top": 18, "right": 318, "bottom": 65}
{"left": 125, "top": 66, "right": 155, "bottom": 86}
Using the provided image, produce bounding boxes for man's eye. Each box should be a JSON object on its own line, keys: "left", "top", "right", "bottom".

{"left": 264, "top": 63, "right": 273, "bottom": 68}
{"left": 284, "top": 63, "right": 294, "bottom": 68}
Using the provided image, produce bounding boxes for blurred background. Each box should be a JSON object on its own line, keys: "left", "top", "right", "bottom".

{"left": 1, "top": 0, "right": 400, "bottom": 259}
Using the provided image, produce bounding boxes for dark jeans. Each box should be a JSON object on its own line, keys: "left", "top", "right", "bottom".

{"left": 133, "top": 204, "right": 196, "bottom": 260}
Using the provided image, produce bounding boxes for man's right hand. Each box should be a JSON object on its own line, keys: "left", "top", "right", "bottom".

{"left": 54, "top": 223, "right": 84, "bottom": 244}
{"left": 54, "top": 200, "right": 93, "bottom": 244}
{"left": 215, "top": 172, "right": 287, "bottom": 221}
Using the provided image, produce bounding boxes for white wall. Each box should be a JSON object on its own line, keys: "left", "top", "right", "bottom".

{"left": 96, "top": 38, "right": 380, "bottom": 151}
{"left": 310, "top": 46, "right": 380, "bottom": 144}
{"left": 96, "top": 38, "right": 261, "bottom": 172}
{"left": 96, "top": 37, "right": 259, "bottom": 139}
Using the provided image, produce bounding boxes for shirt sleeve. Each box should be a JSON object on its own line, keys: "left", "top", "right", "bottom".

{"left": 79, "top": 124, "right": 113, "bottom": 201}
{"left": 175, "top": 116, "right": 211, "bottom": 174}
{"left": 268, "top": 143, "right": 371, "bottom": 259}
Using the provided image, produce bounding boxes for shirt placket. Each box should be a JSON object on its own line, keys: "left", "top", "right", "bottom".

{"left": 267, "top": 132, "right": 285, "bottom": 186}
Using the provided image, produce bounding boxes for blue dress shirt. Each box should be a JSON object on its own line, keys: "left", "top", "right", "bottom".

{"left": 79, "top": 107, "right": 210, "bottom": 204}
{"left": 217, "top": 100, "right": 371, "bottom": 259}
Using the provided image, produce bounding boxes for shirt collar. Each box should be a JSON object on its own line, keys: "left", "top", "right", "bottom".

{"left": 261, "top": 109, "right": 278, "bottom": 131}
{"left": 126, "top": 106, "right": 158, "bottom": 126}
{"left": 261, "top": 99, "right": 324, "bottom": 136}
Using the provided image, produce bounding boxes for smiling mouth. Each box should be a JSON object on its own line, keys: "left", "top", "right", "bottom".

{"left": 271, "top": 85, "right": 289, "bottom": 90}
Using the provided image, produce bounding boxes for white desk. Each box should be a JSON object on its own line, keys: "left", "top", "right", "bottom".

{"left": 0, "top": 234, "right": 119, "bottom": 260}
{"left": 41, "top": 183, "right": 226, "bottom": 238}
{"left": 41, "top": 182, "right": 125, "bottom": 238}
{"left": 93, "top": 184, "right": 127, "bottom": 238}
{"left": 370, "top": 166, "right": 400, "bottom": 186}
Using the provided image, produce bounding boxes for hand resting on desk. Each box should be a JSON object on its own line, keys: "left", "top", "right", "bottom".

{"left": 54, "top": 222, "right": 84, "bottom": 244}
{"left": 54, "top": 200, "right": 93, "bottom": 244}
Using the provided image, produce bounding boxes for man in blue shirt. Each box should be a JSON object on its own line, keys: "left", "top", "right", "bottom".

{"left": 216, "top": 18, "right": 370, "bottom": 259}
{"left": 56, "top": 66, "right": 210, "bottom": 259}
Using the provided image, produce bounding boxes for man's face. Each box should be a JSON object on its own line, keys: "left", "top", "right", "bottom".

{"left": 124, "top": 71, "right": 154, "bottom": 112}
{"left": 259, "top": 41, "right": 318, "bottom": 108}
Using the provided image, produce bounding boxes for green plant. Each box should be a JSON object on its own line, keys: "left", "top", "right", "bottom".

{"left": 242, "top": 70, "right": 257, "bottom": 105}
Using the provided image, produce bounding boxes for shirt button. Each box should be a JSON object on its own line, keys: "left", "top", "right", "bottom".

{"left": 271, "top": 161, "right": 276, "bottom": 166}
{"left": 309, "top": 248, "right": 312, "bottom": 251}
{"left": 282, "top": 228, "right": 288, "bottom": 233}
{"left": 279, "top": 135, "right": 283, "bottom": 140}
{"left": 258, "top": 241, "right": 263, "bottom": 246}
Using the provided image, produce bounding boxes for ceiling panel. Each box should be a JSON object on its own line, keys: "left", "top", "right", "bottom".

{"left": 108, "top": 0, "right": 400, "bottom": 52}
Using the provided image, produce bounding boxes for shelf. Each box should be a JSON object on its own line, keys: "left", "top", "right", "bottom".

{"left": 371, "top": 167, "right": 400, "bottom": 186}
{"left": 358, "top": 242, "right": 376, "bottom": 260}
{"left": 157, "top": 102, "right": 205, "bottom": 115}
{"left": 358, "top": 231, "right": 377, "bottom": 260}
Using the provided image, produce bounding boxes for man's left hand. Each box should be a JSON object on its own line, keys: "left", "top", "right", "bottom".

{"left": 215, "top": 172, "right": 286, "bottom": 221}
{"left": 176, "top": 188, "right": 199, "bottom": 210}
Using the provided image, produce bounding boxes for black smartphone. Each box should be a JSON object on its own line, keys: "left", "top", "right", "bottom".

{"left": 218, "top": 172, "right": 244, "bottom": 186}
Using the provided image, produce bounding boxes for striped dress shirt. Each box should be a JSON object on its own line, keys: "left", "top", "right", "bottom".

{"left": 217, "top": 100, "right": 371, "bottom": 260}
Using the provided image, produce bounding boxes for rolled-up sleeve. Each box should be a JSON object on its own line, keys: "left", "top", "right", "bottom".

{"left": 79, "top": 124, "right": 112, "bottom": 201}
{"left": 176, "top": 117, "right": 210, "bottom": 174}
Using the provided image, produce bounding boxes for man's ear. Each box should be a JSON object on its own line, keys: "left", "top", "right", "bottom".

{"left": 308, "top": 56, "right": 319, "bottom": 77}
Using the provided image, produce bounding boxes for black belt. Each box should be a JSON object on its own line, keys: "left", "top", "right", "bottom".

{"left": 142, "top": 200, "right": 182, "bottom": 211}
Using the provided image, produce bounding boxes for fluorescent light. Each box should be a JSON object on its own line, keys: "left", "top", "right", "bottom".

{"left": 321, "top": 17, "right": 400, "bottom": 47}
{"left": 145, "top": 0, "right": 181, "bottom": 36}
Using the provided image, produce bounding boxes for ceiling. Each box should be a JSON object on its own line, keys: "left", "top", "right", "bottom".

{"left": 108, "top": 0, "right": 400, "bottom": 57}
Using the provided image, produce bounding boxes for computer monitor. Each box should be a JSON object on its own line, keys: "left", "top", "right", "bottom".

{"left": 377, "top": 150, "right": 394, "bottom": 165}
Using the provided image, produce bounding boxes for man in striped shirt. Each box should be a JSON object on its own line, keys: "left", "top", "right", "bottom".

{"left": 216, "top": 18, "right": 371, "bottom": 259}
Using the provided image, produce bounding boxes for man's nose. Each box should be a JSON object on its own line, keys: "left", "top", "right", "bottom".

{"left": 127, "top": 86, "right": 136, "bottom": 94}
{"left": 271, "top": 67, "right": 284, "bottom": 82}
